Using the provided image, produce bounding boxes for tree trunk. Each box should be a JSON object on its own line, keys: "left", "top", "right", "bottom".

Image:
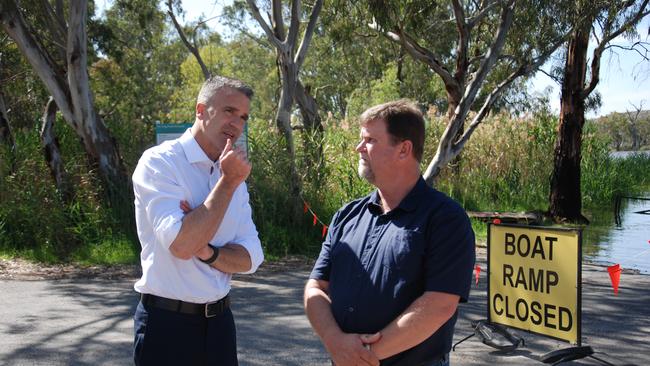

{"left": 548, "top": 28, "right": 590, "bottom": 223}
{"left": 40, "top": 97, "right": 73, "bottom": 202}
{"left": 1, "top": 0, "right": 131, "bottom": 207}
{"left": 0, "top": 90, "right": 15, "bottom": 150}
{"left": 295, "top": 81, "right": 322, "bottom": 133}
{"left": 0, "top": 90, "right": 16, "bottom": 173}
{"left": 295, "top": 80, "right": 324, "bottom": 180}
{"left": 628, "top": 121, "right": 640, "bottom": 150}
{"left": 276, "top": 59, "right": 303, "bottom": 221}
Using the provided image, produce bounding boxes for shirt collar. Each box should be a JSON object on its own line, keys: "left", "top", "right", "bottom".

{"left": 397, "top": 176, "right": 428, "bottom": 212}
{"left": 179, "top": 129, "right": 212, "bottom": 164}
{"left": 368, "top": 176, "right": 428, "bottom": 214}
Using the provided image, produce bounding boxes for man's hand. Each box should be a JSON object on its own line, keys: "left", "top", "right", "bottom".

{"left": 326, "top": 332, "right": 381, "bottom": 366}
{"left": 219, "top": 138, "right": 250, "bottom": 188}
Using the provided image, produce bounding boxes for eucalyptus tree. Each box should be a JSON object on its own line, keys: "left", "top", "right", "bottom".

{"left": 92, "top": 0, "right": 188, "bottom": 166}
{"left": 0, "top": 0, "right": 129, "bottom": 202}
{"left": 306, "top": 4, "right": 443, "bottom": 119}
{"left": 549, "top": 0, "right": 649, "bottom": 222}
{"left": 365, "top": 0, "right": 574, "bottom": 185}
{"left": 242, "top": 0, "right": 324, "bottom": 215}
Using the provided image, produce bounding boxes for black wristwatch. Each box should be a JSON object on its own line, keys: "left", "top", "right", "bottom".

{"left": 199, "top": 244, "right": 220, "bottom": 265}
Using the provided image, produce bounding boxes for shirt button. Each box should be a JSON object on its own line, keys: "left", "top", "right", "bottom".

{"left": 348, "top": 307, "right": 354, "bottom": 313}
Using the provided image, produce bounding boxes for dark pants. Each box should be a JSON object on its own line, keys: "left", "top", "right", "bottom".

{"left": 133, "top": 301, "right": 238, "bottom": 366}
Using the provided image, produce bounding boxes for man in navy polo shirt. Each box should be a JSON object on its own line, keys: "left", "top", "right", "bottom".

{"left": 304, "top": 99, "right": 475, "bottom": 366}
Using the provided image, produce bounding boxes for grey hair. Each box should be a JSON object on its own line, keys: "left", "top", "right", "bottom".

{"left": 196, "top": 75, "right": 254, "bottom": 105}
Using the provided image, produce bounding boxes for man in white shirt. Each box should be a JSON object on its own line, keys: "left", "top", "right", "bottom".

{"left": 132, "top": 75, "right": 264, "bottom": 366}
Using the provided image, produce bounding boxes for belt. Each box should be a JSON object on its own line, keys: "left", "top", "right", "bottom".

{"left": 141, "top": 293, "right": 230, "bottom": 318}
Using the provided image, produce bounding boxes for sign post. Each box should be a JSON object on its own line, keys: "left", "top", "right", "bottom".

{"left": 488, "top": 223, "right": 582, "bottom": 345}
{"left": 154, "top": 122, "right": 249, "bottom": 157}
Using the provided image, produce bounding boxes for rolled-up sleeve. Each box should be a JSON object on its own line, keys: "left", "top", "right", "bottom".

{"left": 133, "top": 153, "right": 185, "bottom": 250}
{"left": 233, "top": 187, "right": 264, "bottom": 274}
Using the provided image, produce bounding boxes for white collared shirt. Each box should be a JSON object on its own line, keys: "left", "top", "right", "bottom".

{"left": 132, "top": 129, "right": 264, "bottom": 303}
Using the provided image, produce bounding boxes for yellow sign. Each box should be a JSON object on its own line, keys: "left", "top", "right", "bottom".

{"left": 488, "top": 224, "right": 581, "bottom": 344}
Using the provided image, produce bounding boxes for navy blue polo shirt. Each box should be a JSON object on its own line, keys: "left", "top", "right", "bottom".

{"left": 310, "top": 177, "right": 475, "bottom": 365}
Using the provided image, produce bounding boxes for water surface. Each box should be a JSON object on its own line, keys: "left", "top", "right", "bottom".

{"left": 583, "top": 196, "right": 650, "bottom": 274}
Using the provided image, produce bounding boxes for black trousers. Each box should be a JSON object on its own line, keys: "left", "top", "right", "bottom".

{"left": 133, "top": 301, "right": 238, "bottom": 366}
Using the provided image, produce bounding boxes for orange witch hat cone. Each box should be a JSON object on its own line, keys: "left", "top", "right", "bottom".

{"left": 607, "top": 264, "right": 621, "bottom": 295}
{"left": 474, "top": 265, "right": 481, "bottom": 285}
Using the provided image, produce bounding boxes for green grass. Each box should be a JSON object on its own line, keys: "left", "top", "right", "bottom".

{"left": 2, "top": 107, "right": 649, "bottom": 264}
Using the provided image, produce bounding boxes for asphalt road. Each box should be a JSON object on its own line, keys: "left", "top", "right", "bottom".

{"left": 1, "top": 254, "right": 649, "bottom": 366}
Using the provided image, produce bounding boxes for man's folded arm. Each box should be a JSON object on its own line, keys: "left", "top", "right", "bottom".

{"left": 367, "top": 291, "right": 459, "bottom": 360}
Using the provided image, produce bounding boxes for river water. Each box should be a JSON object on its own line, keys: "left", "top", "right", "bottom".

{"left": 583, "top": 196, "right": 650, "bottom": 274}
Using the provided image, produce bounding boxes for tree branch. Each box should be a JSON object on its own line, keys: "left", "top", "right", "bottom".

{"left": 40, "top": 0, "right": 66, "bottom": 61}
{"left": 379, "top": 27, "right": 458, "bottom": 89}
{"left": 272, "top": 0, "right": 286, "bottom": 40}
{"left": 0, "top": 0, "right": 74, "bottom": 124}
{"left": 287, "top": 0, "right": 301, "bottom": 50}
{"left": 452, "top": 0, "right": 515, "bottom": 139}
{"left": 467, "top": 0, "right": 499, "bottom": 28}
{"left": 246, "top": 0, "right": 285, "bottom": 50}
{"left": 607, "top": 41, "right": 650, "bottom": 59}
{"left": 166, "top": 0, "right": 210, "bottom": 80}
{"left": 451, "top": 0, "right": 470, "bottom": 84}
{"left": 67, "top": 0, "right": 96, "bottom": 131}
{"left": 294, "top": 0, "right": 323, "bottom": 69}
{"left": 583, "top": 0, "right": 650, "bottom": 98}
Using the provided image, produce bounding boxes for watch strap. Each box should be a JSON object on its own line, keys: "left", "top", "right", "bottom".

{"left": 199, "top": 244, "right": 220, "bottom": 265}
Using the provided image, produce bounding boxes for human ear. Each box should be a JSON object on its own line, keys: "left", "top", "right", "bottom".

{"left": 399, "top": 140, "right": 413, "bottom": 159}
{"left": 196, "top": 103, "right": 206, "bottom": 119}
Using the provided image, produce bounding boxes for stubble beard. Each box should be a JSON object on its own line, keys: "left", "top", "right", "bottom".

{"left": 358, "top": 160, "right": 375, "bottom": 184}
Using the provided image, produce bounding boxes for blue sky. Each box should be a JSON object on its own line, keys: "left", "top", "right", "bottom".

{"left": 96, "top": 0, "right": 649, "bottom": 118}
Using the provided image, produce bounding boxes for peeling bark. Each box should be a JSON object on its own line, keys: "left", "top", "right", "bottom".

{"left": 548, "top": 0, "right": 649, "bottom": 222}
{"left": 245, "top": 0, "right": 323, "bottom": 218}
{"left": 40, "top": 97, "right": 73, "bottom": 202}
{"left": 549, "top": 27, "right": 589, "bottom": 223}
{"left": 1, "top": 0, "right": 130, "bottom": 204}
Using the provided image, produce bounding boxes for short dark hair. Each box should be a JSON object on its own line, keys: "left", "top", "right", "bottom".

{"left": 360, "top": 99, "right": 425, "bottom": 162}
{"left": 197, "top": 75, "right": 254, "bottom": 105}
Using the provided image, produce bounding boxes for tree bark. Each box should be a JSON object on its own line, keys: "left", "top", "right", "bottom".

{"left": 295, "top": 81, "right": 325, "bottom": 185}
{"left": 548, "top": 27, "right": 590, "bottom": 223}
{"left": 40, "top": 97, "right": 73, "bottom": 202}
{"left": 295, "top": 81, "right": 322, "bottom": 133}
{"left": 548, "top": 0, "right": 648, "bottom": 222}
{"left": 0, "top": 90, "right": 15, "bottom": 150}
{"left": 1, "top": 0, "right": 130, "bottom": 205}
{"left": 246, "top": 0, "right": 323, "bottom": 220}
{"left": 276, "top": 58, "right": 303, "bottom": 219}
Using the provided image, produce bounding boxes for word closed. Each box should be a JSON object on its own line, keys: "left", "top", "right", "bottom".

{"left": 489, "top": 225, "right": 581, "bottom": 344}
